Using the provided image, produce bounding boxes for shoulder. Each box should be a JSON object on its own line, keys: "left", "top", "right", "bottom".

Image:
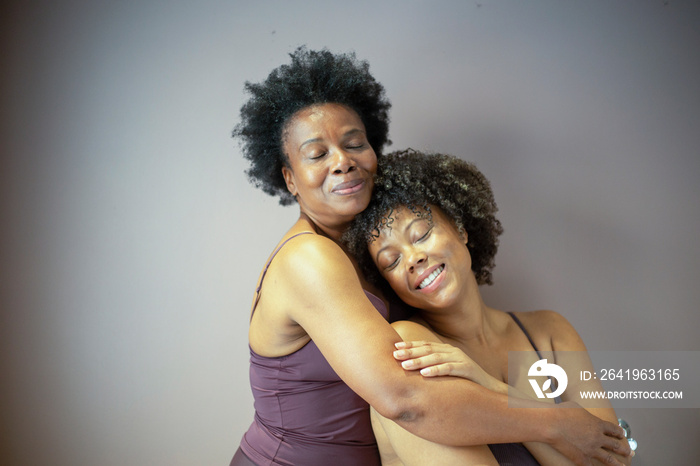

{"left": 275, "top": 232, "right": 347, "bottom": 263}
{"left": 271, "top": 232, "right": 356, "bottom": 282}
{"left": 513, "top": 310, "right": 587, "bottom": 352}
{"left": 262, "top": 232, "right": 374, "bottom": 322}
{"left": 255, "top": 231, "right": 359, "bottom": 311}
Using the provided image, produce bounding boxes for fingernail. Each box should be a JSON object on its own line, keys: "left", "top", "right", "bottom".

{"left": 394, "top": 342, "right": 406, "bottom": 349}
{"left": 420, "top": 368, "right": 430, "bottom": 375}
{"left": 402, "top": 360, "right": 413, "bottom": 368}
{"left": 393, "top": 350, "right": 405, "bottom": 358}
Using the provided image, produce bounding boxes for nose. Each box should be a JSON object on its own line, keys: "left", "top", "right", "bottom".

{"left": 407, "top": 249, "right": 427, "bottom": 274}
{"left": 331, "top": 149, "right": 357, "bottom": 174}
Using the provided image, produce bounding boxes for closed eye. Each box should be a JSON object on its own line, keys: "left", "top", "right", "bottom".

{"left": 383, "top": 256, "right": 401, "bottom": 271}
{"left": 416, "top": 227, "right": 432, "bottom": 242}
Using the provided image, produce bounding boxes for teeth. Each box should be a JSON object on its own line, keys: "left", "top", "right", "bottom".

{"left": 418, "top": 265, "right": 444, "bottom": 289}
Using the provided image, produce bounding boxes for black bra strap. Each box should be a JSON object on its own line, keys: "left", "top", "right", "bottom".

{"left": 508, "top": 312, "right": 543, "bottom": 359}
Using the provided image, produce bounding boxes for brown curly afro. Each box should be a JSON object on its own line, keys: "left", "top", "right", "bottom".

{"left": 343, "top": 149, "right": 503, "bottom": 287}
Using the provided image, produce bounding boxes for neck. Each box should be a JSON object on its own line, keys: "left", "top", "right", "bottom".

{"left": 298, "top": 211, "right": 351, "bottom": 242}
{"left": 419, "top": 277, "right": 495, "bottom": 348}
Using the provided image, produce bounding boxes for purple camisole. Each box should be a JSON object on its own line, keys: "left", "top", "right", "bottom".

{"left": 235, "top": 232, "right": 386, "bottom": 465}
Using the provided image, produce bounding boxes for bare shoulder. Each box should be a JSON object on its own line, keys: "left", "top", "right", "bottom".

{"left": 263, "top": 232, "right": 384, "bottom": 330}
{"left": 262, "top": 232, "right": 358, "bottom": 297}
{"left": 273, "top": 232, "right": 353, "bottom": 276}
{"left": 253, "top": 232, "right": 357, "bottom": 318}
{"left": 391, "top": 319, "right": 442, "bottom": 342}
{"left": 251, "top": 231, "right": 379, "bottom": 355}
{"left": 512, "top": 310, "right": 586, "bottom": 352}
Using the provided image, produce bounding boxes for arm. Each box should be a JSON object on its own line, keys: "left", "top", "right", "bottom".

{"left": 370, "top": 321, "right": 499, "bottom": 465}
{"left": 393, "top": 312, "right": 631, "bottom": 466}
{"left": 269, "top": 237, "right": 629, "bottom": 464}
{"left": 543, "top": 311, "right": 632, "bottom": 465}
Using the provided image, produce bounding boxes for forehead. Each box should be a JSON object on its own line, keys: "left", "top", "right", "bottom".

{"left": 370, "top": 204, "right": 458, "bottom": 241}
{"left": 370, "top": 206, "right": 429, "bottom": 243}
{"left": 283, "top": 103, "right": 364, "bottom": 143}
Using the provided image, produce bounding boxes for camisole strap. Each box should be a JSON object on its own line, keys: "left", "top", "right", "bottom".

{"left": 508, "top": 312, "right": 543, "bottom": 359}
{"left": 509, "top": 311, "right": 562, "bottom": 403}
{"left": 251, "top": 232, "right": 313, "bottom": 320}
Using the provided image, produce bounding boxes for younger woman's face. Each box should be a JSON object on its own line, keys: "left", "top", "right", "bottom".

{"left": 281, "top": 103, "right": 377, "bottom": 230}
{"left": 368, "top": 206, "right": 473, "bottom": 311}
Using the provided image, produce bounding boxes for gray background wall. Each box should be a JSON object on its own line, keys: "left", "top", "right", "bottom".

{"left": 1, "top": 1, "right": 698, "bottom": 464}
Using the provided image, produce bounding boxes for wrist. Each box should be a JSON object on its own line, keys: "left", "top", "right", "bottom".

{"left": 536, "top": 404, "right": 568, "bottom": 445}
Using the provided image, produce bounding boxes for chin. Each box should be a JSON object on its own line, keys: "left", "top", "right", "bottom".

{"left": 400, "top": 294, "right": 428, "bottom": 310}
{"left": 342, "top": 197, "right": 372, "bottom": 217}
{"left": 408, "top": 293, "right": 455, "bottom": 312}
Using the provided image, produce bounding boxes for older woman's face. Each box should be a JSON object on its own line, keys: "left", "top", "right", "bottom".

{"left": 281, "top": 103, "right": 377, "bottom": 229}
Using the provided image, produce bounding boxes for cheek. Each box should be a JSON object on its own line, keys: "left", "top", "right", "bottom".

{"left": 384, "top": 272, "right": 410, "bottom": 296}
{"left": 364, "top": 154, "right": 378, "bottom": 174}
{"left": 299, "top": 169, "right": 326, "bottom": 192}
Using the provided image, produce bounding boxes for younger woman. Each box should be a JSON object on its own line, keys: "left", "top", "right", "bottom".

{"left": 345, "top": 149, "right": 631, "bottom": 466}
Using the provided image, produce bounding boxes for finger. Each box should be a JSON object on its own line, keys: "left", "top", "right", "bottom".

{"left": 602, "top": 435, "right": 631, "bottom": 457}
{"left": 419, "top": 363, "right": 457, "bottom": 377}
{"left": 394, "top": 340, "right": 434, "bottom": 350}
{"left": 400, "top": 352, "right": 448, "bottom": 370}
{"left": 594, "top": 440, "right": 631, "bottom": 465}
{"left": 596, "top": 450, "right": 626, "bottom": 466}
{"left": 393, "top": 345, "right": 448, "bottom": 361}
{"left": 599, "top": 423, "right": 631, "bottom": 457}
{"left": 420, "top": 364, "right": 451, "bottom": 377}
{"left": 604, "top": 421, "right": 625, "bottom": 441}
{"left": 602, "top": 421, "right": 626, "bottom": 440}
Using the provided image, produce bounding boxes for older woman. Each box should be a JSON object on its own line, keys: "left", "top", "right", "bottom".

{"left": 230, "top": 48, "right": 630, "bottom": 466}
{"left": 344, "top": 149, "right": 632, "bottom": 465}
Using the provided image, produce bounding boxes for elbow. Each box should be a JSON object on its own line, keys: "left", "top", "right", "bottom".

{"left": 371, "top": 386, "right": 423, "bottom": 424}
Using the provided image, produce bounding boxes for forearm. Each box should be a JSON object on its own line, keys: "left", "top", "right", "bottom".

{"left": 382, "top": 374, "right": 628, "bottom": 466}
{"left": 488, "top": 385, "right": 578, "bottom": 465}
{"left": 474, "top": 376, "right": 630, "bottom": 464}
{"left": 522, "top": 439, "right": 631, "bottom": 466}
{"left": 385, "top": 375, "right": 558, "bottom": 447}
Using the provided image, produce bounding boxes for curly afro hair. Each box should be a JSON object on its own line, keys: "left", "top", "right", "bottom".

{"left": 233, "top": 47, "right": 391, "bottom": 205}
{"left": 343, "top": 149, "right": 503, "bottom": 287}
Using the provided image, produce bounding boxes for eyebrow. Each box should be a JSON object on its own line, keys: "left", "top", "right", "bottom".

{"left": 373, "top": 216, "right": 426, "bottom": 263}
{"left": 298, "top": 128, "right": 366, "bottom": 151}
{"left": 298, "top": 138, "right": 322, "bottom": 151}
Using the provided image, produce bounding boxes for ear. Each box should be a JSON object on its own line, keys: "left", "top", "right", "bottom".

{"left": 458, "top": 227, "right": 468, "bottom": 245}
{"left": 281, "top": 165, "right": 297, "bottom": 197}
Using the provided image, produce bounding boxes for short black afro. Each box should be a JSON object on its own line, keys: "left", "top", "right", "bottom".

{"left": 343, "top": 149, "right": 503, "bottom": 287}
{"left": 233, "top": 47, "right": 392, "bottom": 205}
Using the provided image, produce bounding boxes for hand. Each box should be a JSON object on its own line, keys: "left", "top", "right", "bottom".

{"left": 393, "top": 340, "right": 503, "bottom": 391}
{"left": 548, "top": 401, "right": 633, "bottom": 466}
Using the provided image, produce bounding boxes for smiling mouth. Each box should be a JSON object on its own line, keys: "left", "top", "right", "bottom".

{"left": 417, "top": 265, "right": 445, "bottom": 289}
{"left": 332, "top": 179, "right": 365, "bottom": 195}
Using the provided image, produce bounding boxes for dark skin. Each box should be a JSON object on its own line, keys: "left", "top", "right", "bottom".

{"left": 368, "top": 206, "right": 631, "bottom": 465}
{"left": 247, "top": 103, "right": 631, "bottom": 465}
